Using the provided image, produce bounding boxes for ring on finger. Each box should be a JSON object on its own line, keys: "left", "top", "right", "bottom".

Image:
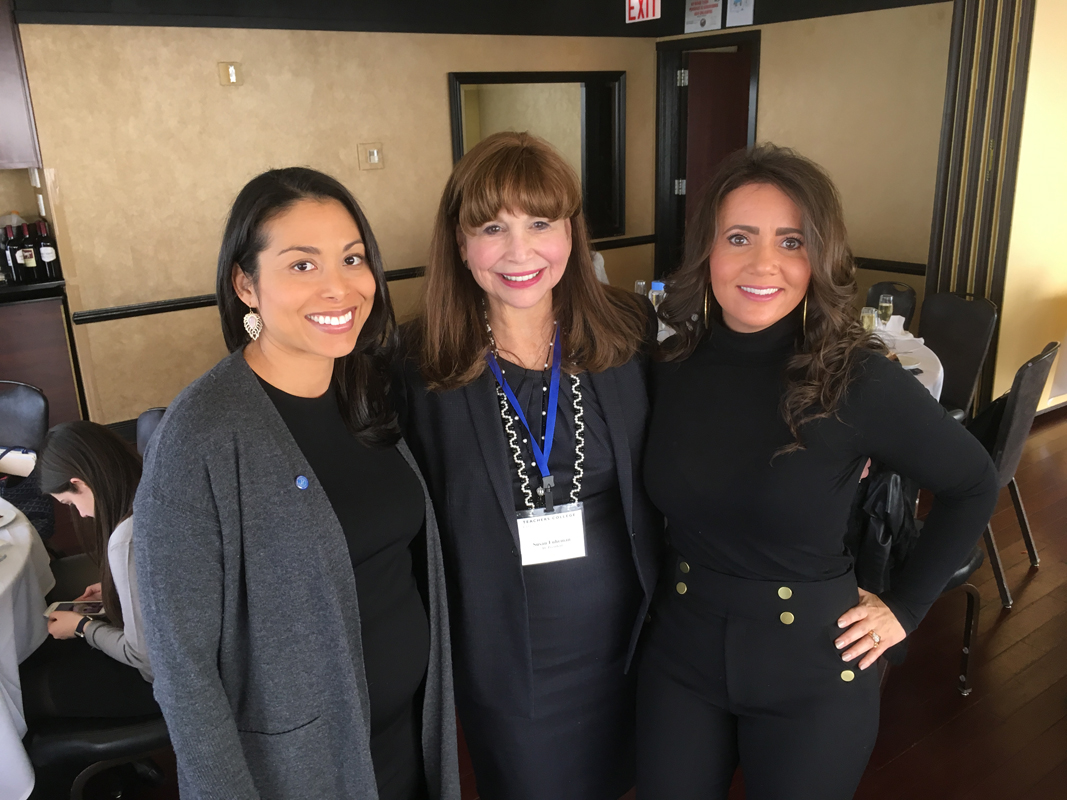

{"left": 869, "top": 630, "right": 881, "bottom": 646}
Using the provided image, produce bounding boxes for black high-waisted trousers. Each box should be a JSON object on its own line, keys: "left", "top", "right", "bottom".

{"left": 636, "top": 554, "right": 880, "bottom": 800}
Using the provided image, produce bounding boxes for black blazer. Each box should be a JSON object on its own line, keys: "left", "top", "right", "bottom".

{"left": 398, "top": 344, "right": 664, "bottom": 718}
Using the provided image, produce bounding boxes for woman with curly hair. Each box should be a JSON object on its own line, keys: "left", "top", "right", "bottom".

{"left": 637, "top": 145, "right": 998, "bottom": 799}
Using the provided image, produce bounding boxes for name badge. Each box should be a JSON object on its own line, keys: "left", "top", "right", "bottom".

{"left": 516, "top": 502, "right": 586, "bottom": 566}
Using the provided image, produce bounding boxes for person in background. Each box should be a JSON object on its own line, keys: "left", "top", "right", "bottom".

{"left": 134, "top": 168, "right": 460, "bottom": 800}
{"left": 638, "top": 144, "right": 999, "bottom": 799}
{"left": 19, "top": 421, "right": 157, "bottom": 720}
{"left": 400, "top": 131, "right": 663, "bottom": 800}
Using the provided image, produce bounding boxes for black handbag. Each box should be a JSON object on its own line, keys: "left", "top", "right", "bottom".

{"left": 846, "top": 462, "right": 922, "bottom": 595}
{"left": 0, "top": 447, "right": 55, "bottom": 540}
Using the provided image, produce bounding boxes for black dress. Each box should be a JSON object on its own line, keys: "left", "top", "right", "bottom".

{"left": 459, "top": 360, "right": 642, "bottom": 800}
{"left": 260, "top": 379, "right": 430, "bottom": 800}
{"left": 636, "top": 312, "right": 999, "bottom": 799}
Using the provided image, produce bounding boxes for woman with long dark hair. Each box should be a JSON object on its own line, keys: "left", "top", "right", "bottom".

{"left": 637, "top": 145, "right": 999, "bottom": 799}
{"left": 18, "top": 421, "right": 157, "bottom": 720}
{"left": 401, "top": 132, "right": 663, "bottom": 800}
{"left": 134, "top": 168, "right": 459, "bottom": 800}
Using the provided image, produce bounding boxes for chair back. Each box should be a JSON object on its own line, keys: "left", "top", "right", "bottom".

{"left": 866, "top": 281, "right": 918, "bottom": 330}
{"left": 0, "top": 380, "right": 49, "bottom": 451}
{"left": 990, "top": 342, "right": 1060, "bottom": 488}
{"left": 136, "top": 407, "right": 166, "bottom": 455}
{"left": 917, "top": 293, "right": 997, "bottom": 415}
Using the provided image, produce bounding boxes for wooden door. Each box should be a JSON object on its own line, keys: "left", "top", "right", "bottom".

{"left": 684, "top": 50, "right": 751, "bottom": 222}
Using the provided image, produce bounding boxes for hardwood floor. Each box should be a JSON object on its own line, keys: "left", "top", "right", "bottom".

{"left": 852, "top": 406, "right": 1067, "bottom": 800}
{"left": 113, "top": 409, "right": 1067, "bottom": 800}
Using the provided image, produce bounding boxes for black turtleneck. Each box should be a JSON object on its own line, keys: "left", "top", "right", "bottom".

{"left": 644, "top": 312, "right": 999, "bottom": 633}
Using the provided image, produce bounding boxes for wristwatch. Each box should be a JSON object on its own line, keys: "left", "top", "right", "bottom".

{"left": 74, "top": 616, "right": 94, "bottom": 638}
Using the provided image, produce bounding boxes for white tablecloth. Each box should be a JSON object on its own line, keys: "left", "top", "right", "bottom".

{"left": 0, "top": 497, "right": 55, "bottom": 800}
{"left": 876, "top": 330, "right": 945, "bottom": 401}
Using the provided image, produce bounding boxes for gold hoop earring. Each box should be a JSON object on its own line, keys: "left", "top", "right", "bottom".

{"left": 802, "top": 294, "right": 809, "bottom": 337}
{"left": 704, "top": 285, "right": 711, "bottom": 329}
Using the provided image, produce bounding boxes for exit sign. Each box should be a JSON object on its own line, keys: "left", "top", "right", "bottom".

{"left": 626, "top": 0, "right": 661, "bottom": 23}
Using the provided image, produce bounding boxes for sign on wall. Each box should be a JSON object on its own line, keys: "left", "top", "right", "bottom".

{"left": 726, "top": 0, "right": 755, "bottom": 28}
{"left": 626, "top": 0, "right": 661, "bottom": 23}
{"left": 684, "top": 0, "right": 723, "bottom": 33}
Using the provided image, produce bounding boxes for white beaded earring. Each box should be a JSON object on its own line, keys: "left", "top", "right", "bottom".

{"left": 243, "top": 304, "right": 263, "bottom": 341}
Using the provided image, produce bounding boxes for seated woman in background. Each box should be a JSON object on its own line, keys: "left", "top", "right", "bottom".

{"left": 134, "top": 168, "right": 459, "bottom": 800}
{"left": 638, "top": 144, "right": 999, "bottom": 799}
{"left": 19, "top": 420, "right": 157, "bottom": 720}
{"left": 401, "top": 131, "right": 663, "bottom": 800}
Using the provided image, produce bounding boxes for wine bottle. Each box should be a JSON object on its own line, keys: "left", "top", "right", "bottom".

{"left": 17, "top": 223, "right": 41, "bottom": 283}
{"left": 4, "top": 224, "right": 25, "bottom": 285}
{"left": 35, "top": 220, "right": 61, "bottom": 280}
{"left": 0, "top": 226, "right": 8, "bottom": 286}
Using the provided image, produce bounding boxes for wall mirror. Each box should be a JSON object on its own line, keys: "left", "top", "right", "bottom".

{"left": 449, "top": 71, "right": 626, "bottom": 239}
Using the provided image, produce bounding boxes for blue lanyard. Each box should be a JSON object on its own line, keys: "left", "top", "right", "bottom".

{"left": 485, "top": 324, "right": 562, "bottom": 511}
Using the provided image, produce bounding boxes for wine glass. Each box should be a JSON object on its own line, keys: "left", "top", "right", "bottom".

{"left": 878, "top": 294, "right": 894, "bottom": 327}
{"left": 861, "top": 307, "right": 877, "bottom": 333}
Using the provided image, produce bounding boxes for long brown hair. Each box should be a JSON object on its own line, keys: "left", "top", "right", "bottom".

{"left": 216, "top": 167, "right": 400, "bottom": 446}
{"left": 413, "top": 131, "right": 648, "bottom": 390}
{"left": 38, "top": 421, "right": 141, "bottom": 627}
{"left": 658, "top": 144, "right": 885, "bottom": 451}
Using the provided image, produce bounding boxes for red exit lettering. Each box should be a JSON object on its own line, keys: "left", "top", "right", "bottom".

{"left": 626, "top": 0, "right": 661, "bottom": 23}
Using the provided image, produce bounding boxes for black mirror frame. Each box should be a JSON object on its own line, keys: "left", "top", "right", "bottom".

{"left": 447, "top": 71, "right": 626, "bottom": 239}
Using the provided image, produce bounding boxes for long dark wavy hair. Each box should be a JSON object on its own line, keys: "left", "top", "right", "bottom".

{"left": 658, "top": 144, "right": 885, "bottom": 452}
{"left": 38, "top": 421, "right": 141, "bottom": 627}
{"left": 412, "top": 131, "right": 649, "bottom": 390}
{"left": 216, "top": 167, "right": 400, "bottom": 446}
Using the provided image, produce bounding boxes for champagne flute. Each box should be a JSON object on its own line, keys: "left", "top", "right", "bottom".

{"left": 861, "top": 307, "right": 877, "bottom": 332}
{"left": 878, "top": 294, "right": 894, "bottom": 327}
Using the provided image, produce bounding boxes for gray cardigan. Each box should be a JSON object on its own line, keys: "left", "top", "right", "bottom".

{"left": 134, "top": 352, "right": 460, "bottom": 800}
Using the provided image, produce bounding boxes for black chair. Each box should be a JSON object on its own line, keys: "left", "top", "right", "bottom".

{"left": 0, "top": 380, "right": 49, "bottom": 451}
{"left": 967, "top": 341, "right": 1061, "bottom": 609}
{"left": 917, "top": 293, "right": 998, "bottom": 421}
{"left": 135, "top": 407, "right": 166, "bottom": 455}
{"left": 0, "top": 381, "right": 56, "bottom": 541}
{"left": 941, "top": 546, "right": 984, "bottom": 695}
{"left": 24, "top": 404, "right": 174, "bottom": 798}
{"left": 25, "top": 715, "right": 169, "bottom": 800}
{"left": 866, "top": 281, "right": 918, "bottom": 330}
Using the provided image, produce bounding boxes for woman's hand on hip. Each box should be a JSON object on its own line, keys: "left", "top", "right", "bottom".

{"left": 835, "top": 588, "right": 906, "bottom": 670}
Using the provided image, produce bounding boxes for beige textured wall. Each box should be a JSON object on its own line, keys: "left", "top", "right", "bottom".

{"left": 0, "top": 168, "right": 37, "bottom": 219}
{"left": 661, "top": 3, "right": 953, "bottom": 264}
{"left": 995, "top": 0, "right": 1067, "bottom": 406}
{"left": 756, "top": 3, "right": 952, "bottom": 263}
{"left": 19, "top": 26, "right": 656, "bottom": 422}
{"left": 473, "top": 83, "right": 584, "bottom": 177}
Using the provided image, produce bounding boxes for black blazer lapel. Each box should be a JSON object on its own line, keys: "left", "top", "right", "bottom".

{"left": 463, "top": 375, "right": 522, "bottom": 550}
{"left": 589, "top": 368, "right": 636, "bottom": 536}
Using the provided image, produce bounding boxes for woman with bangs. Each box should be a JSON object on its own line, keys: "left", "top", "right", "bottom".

{"left": 400, "top": 131, "right": 663, "bottom": 800}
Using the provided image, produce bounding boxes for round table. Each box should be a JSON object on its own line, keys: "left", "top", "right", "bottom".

{"left": 876, "top": 330, "right": 945, "bottom": 401}
{"left": 0, "top": 496, "right": 55, "bottom": 800}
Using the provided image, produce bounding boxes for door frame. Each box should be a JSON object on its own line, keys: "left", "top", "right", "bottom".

{"left": 654, "top": 31, "right": 761, "bottom": 279}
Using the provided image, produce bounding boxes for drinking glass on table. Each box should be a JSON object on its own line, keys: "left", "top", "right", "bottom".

{"left": 861, "top": 307, "right": 877, "bottom": 333}
{"left": 634, "top": 280, "right": 647, "bottom": 296}
{"left": 878, "top": 294, "right": 894, "bottom": 327}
